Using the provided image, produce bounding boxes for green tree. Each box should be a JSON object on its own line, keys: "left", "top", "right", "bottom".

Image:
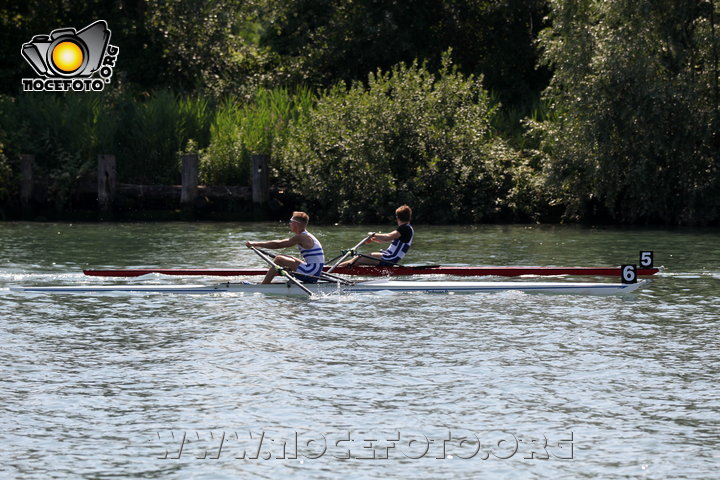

{"left": 2, "top": 0, "right": 162, "bottom": 93}
{"left": 275, "top": 53, "right": 536, "bottom": 223}
{"left": 261, "top": 0, "right": 549, "bottom": 109}
{"left": 1, "top": 0, "right": 272, "bottom": 96}
{"left": 535, "top": 0, "right": 720, "bottom": 224}
{"left": 145, "top": 0, "right": 279, "bottom": 97}
{"left": 0, "top": 142, "right": 12, "bottom": 211}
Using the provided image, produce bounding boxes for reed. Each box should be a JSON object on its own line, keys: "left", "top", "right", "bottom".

{"left": 201, "top": 97, "right": 245, "bottom": 185}
{"left": 1, "top": 86, "right": 317, "bottom": 191}
{"left": 200, "top": 86, "right": 316, "bottom": 185}
{"left": 0, "top": 93, "right": 99, "bottom": 168}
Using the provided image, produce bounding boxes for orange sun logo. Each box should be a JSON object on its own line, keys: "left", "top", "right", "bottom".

{"left": 51, "top": 41, "right": 84, "bottom": 73}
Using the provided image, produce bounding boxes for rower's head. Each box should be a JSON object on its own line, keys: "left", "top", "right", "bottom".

{"left": 289, "top": 211, "right": 309, "bottom": 233}
{"left": 395, "top": 205, "right": 412, "bottom": 224}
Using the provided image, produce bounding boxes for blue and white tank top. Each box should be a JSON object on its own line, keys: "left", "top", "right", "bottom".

{"left": 297, "top": 231, "right": 325, "bottom": 264}
{"left": 382, "top": 224, "right": 413, "bottom": 262}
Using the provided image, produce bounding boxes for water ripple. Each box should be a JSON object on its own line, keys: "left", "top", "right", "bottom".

{"left": 1, "top": 223, "right": 718, "bottom": 479}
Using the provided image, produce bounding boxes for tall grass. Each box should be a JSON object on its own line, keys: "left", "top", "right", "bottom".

{"left": 0, "top": 93, "right": 100, "bottom": 167}
{"left": 0, "top": 87, "right": 312, "bottom": 194}
{"left": 0, "top": 90, "right": 216, "bottom": 187}
{"left": 201, "top": 98, "right": 245, "bottom": 185}
{"left": 200, "top": 86, "right": 316, "bottom": 185}
{"left": 0, "top": 93, "right": 102, "bottom": 207}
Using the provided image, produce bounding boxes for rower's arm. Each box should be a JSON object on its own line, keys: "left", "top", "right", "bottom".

{"left": 369, "top": 231, "right": 401, "bottom": 243}
{"left": 247, "top": 237, "right": 299, "bottom": 249}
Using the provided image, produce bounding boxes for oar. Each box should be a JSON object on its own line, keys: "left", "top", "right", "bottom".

{"left": 300, "top": 270, "right": 355, "bottom": 286}
{"left": 327, "top": 234, "right": 373, "bottom": 273}
{"left": 256, "top": 248, "right": 277, "bottom": 259}
{"left": 317, "top": 270, "right": 355, "bottom": 285}
{"left": 342, "top": 251, "right": 401, "bottom": 269}
{"left": 249, "top": 246, "right": 314, "bottom": 297}
{"left": 254, "top": 247, "right": 352, "bottom": 285}
{"left": 354, "top": 252, "right": 400, "bottom": 265}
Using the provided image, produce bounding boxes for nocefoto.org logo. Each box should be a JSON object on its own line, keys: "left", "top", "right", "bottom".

{"left": 21, "top": 20, "right": 119, "bottom": 92}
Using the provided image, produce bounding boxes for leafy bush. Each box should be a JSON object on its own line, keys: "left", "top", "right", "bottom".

{"left": 0, "top": 93, "right": 101, "bottom": 209}
{"left": 0, "top": 78, "right": 553, "bottom": 221}
{"left": 0, "top": 93, "right": 99, "bottom": 168}
{"left": 0, "top": 142, "right": 12, "bottom": 208}
{"left": 275, "top": 52, "right": 535, "bottom": 223}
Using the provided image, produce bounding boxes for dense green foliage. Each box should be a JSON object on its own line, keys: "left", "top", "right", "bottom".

{"left": 276, "top": 55, "right": 545, "bottom": 223}
{"left": 0, "top": 143, "right": 11, "bottom": 208}
{"left": 0, "top": 87, "right": 314, "bottom": 203}
{"left": 535, "top": 0, "right": 720, "bottom": 224}
{"left": 1, "top": 0, "right": 719, "bottom": 224}
{"left": 261, "top": 0, "right": 549, "bottom": 107}
{"left": 0, "top": 0, "right": 274, "bottom": 97}
{"left": 0, "top": 91, "right": 212, "bottom": 208}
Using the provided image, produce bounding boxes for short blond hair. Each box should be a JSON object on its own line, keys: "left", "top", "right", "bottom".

{"left": 291, "top": 211, "right": 309, "bottom": 225}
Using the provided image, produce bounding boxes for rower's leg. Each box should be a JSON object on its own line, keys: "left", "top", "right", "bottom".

{"left": 262, "top": 255, "right": 302, "bottom": 284}
{"left": 338, "top": 252, "right": 383, "bottom": 268}
{"left": 261, "top": 268, "right": 277, "bottom": 284}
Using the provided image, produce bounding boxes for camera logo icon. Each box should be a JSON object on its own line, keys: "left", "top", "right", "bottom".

{"left": 21, "top": 20, "right": 119, "bottom": 92}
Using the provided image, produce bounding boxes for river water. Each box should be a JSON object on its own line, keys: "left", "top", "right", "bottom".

{"left": 1, "top": 222, "right": 718, "bottom": 479}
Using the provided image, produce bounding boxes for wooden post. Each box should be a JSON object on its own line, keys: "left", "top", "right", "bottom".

{"left": 251, "top": 154, "right": 269, "bottom": 205}
{"left": 97, "top": 154, "right": 116, "bottom": 211}
{"left": 20, "top": 154, "right": 34, "bottom": 207}
{"left": 180, "top": 153, "right": 199, "bottom": 205}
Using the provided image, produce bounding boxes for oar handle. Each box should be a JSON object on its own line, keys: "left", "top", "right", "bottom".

{"left": 327, "top": 234, "right": 373, "bottom": 273}
{"left": 249, "top": 246, "right": 313, "bottom": 296}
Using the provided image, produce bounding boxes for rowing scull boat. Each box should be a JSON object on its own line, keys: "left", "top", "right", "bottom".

{"left": 10, "top": 279, "right": 648, "bottom": 296}
{"left": 82, "top": 266, "right": 661, "bottom": 278}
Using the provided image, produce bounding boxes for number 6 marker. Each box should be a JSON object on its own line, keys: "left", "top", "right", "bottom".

{"left": 621, "top": 264, "right": 637, "bottom": 284}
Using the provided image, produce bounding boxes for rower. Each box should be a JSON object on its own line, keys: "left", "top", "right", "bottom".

{"left": 338, "top": 205, "right": 414, "bottom": 268}
{"left": 245, "top": 211, "right": 325, "bottom": 284}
